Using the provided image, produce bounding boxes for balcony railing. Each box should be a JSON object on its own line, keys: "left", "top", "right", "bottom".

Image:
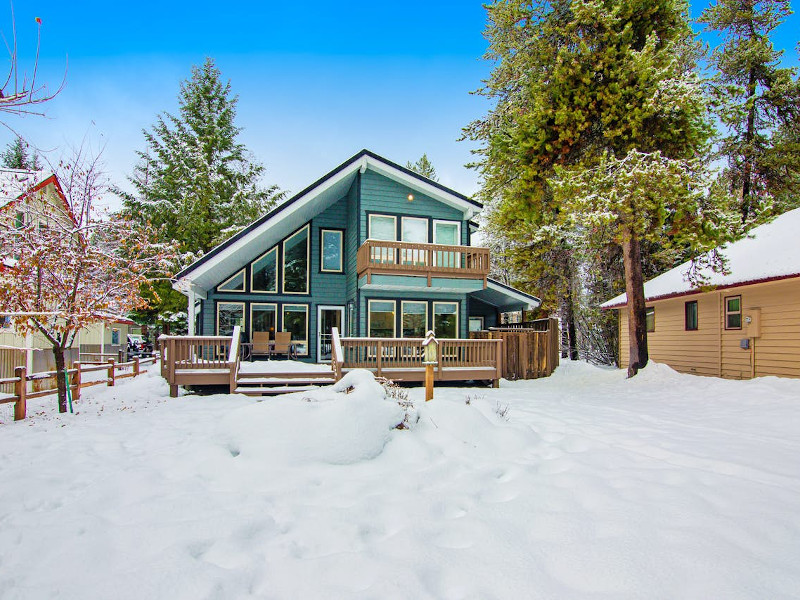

{"left": 356, "top": 240, "right": 490, "bottom": 286}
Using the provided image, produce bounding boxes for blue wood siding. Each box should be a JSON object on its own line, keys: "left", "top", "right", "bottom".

{"left": 468, "top": 297, "right": 498, "bottom": 329}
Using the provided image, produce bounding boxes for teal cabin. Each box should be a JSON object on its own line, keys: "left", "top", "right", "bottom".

{"left": 173, "top": 150, "right": 541, "bottom": 363}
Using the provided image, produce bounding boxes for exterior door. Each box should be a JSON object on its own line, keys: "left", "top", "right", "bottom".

{"left": 318, "top": 305, "right": 345, "bottom": 362}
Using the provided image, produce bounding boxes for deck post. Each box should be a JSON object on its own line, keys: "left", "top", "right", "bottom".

{"left": 493, "top": 339, "right": 502, "bottom": 388}
{"left": 108, "top": 359, "right": 116, "bottom": 387}
{"left": 14, "top": 366, "right": 26, "bottom": 421}
{"left": 376, "top": 340, "right": 383, "bottom": 377}
{"left": 133, "top": 357, "right": 140, "bottom": 377}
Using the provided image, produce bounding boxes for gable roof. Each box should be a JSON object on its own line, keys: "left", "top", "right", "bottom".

{"left": 601, "top": 207, "right": 800, "bottom": 309}
{"left": 174, "top": 149, "right": 482, "bottom": 292}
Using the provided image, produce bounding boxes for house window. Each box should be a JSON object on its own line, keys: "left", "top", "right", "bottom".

{"left": 0, "top": 315, "right": 11, "bottom": 329}
{"left": 433, "top": 220, "right": 461, "bottom": 268}
{"left": 369, "top": 214, "right": 397, "bottom": 264}
{"left": 282, "top": 304, "right": 309, "bottom": 356}
{"left": 111, "top": 328, "right": 120, "bottom": 345}
{"left": 469, "top": 316, "right": 484, "bottom": 332}
{"left": 217, "top": 302, "right": 245, "bottom": 336}
{"left": 400, "top": 217, "right": 428, "bottom": 265}
{"left": 219, "top": 269, "right": 246, "bottom": 292}
{"left": 368, "top": 300, "right": 396, "bottom": 338}
{"left": 645, "top": 307, "right": 655, "bottom": 332}
{"left": 320, "top": 229, "right": 343, "bottom": 273}
{"left": 685, "top": 301, "right": 698, "bottom": 331}
{"left": 251, "top": 303, "right": 277, "bottom": 340}
{"left": 725, "top": 296, "right": 742, "bottom": 329}
{"left": 401, "top": 301, "right": 427, "bottom": 338}
{"left": 283, "top": 225, "right": 310, "bottom": 294}
{"left": 433, "top": 302, "right": 459, "bottom": 338}
{"left": 251, "top": 247, "right": 278, "bottom": 292}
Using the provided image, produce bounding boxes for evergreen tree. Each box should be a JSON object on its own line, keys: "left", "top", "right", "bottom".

{"left": 119, "top": 58, "right": 282, "bottom": 330}
{"left": 466, "top": 0, "right": 731, "bottom": 376}
{"left": 406, "top": 153, "right": 438, "bottom": 181}
{"left": 1, "top": 137, "right": 40, "bottom": 170}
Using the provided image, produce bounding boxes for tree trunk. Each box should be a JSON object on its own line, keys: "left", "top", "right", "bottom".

{"left": 564, "top": 280, "right": 579, "bottom": 361}
{"left": 53, "top": 345, "right": 68, "bottom": 413}
{"left": 741, "top": 64, "right": 757, "bottom": 225}
{"left": 622, "top": 234, "right": 648, "bottom": 377}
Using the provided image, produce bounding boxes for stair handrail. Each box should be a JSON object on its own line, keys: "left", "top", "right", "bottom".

{"left": 228, "top": 326, "right": 242, "bottom": 393}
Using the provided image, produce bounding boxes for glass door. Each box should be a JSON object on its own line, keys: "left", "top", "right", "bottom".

{"left": 318, "top": 305, "right": 345, "bottom": 362}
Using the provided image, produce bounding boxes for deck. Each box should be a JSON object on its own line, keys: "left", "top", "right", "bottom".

{"left": 158, "top": 327, "right": 504, "bottom": 397}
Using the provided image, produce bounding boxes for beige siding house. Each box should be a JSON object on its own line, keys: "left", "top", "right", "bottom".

{"left": 603, "top": 208, "right": 800, "bottom": 380}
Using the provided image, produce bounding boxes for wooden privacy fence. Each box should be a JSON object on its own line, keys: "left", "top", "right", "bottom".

{"left": 0, "top": 356, "right": 156, "bottom": 421}
{"left": 1, "top": 348, "right": 27, "bottom": 395}
{"left": 470, "top": 317, "right": 560, "bottom": 380}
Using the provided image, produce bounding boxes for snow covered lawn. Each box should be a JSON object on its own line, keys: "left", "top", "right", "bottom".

{"left": 2, "top": 362, "right": 799, "bottom": 599}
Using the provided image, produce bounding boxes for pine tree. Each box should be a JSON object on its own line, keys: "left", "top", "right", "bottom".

{"left": 406, "top": 154, "right": 438, "bottom": 181}
{"left": 1, "top": 137, "right": 40, "bottom": 170}
{"left": 119, "top": 58, "right": 282, "bottom": 330}
{"left": 699, "top": 0, "right": 800, "bottom": 227}
{"left": 466, "top": 0, "right": 731, "bottom": 376}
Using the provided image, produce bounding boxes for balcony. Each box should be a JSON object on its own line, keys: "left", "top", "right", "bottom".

{"left": 356, "top": 240, "right": 490, "bottom": 288}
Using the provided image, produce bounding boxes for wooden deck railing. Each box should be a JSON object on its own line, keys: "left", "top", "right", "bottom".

{"left": 336, "top": 334, "right": 503, "bottom": 385}
{"left": 0, "top": 356, "right": 156, "bottom": 421}
{"left": 159, "top": 329, "right": 239, "bottom": 397}
{"left": 357, "top": 240, "right": 490, "bottom": 286}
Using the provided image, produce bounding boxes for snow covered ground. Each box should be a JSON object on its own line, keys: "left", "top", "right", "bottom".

{"left": 1, "top": 362, "right": 799, "bottom": 599}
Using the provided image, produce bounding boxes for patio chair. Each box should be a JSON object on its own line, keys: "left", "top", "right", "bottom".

{"left": 251, "top": 331, "right": 271, "bottom": 360}
{"left": 272, "top": 331, "right": 294, "bottom": 360}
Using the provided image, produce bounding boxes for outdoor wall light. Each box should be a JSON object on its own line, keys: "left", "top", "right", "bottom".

{"left": 407, "top": 194, "right": 414, "bottom": 202}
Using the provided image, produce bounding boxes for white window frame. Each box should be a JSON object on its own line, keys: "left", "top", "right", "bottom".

{"left": 250, "top": 303, "right": 278, "bottom": 338}
{"left": 250, "top": 246, "right": 278, "bottom": 293}
{"left": 367, "top": 299, "right": 397, "bottom": 338}
{"left": 469, "top": 316, "right": 485, "bottom": 332}
{"left": 320, "top": 229, "right": 344, "bottom": 273}
{"left": 401, "top": 216, "right": 428, "bottom": 243}
{"left": 433, "top": 219, "right": 461, "bottom": 246}
{"left": 368, "top": 214, "right": 397, "bottom": 240}
{"left": 401, "top": 300, "right": 428, "bottom": 338}
{"left": 433, "top": 301, "right": 459, "bottom": 339}
{"left": 282, "top": 303, "right": 310, "bottom": 356}
{"left": 282, "top": 224, "right": 310, "bottom": 295}
{"left": 218, "top": 268, "right": 246, "bottom": 292}
{"left": 216, "top": 301, "right": 245, "bottom": 335}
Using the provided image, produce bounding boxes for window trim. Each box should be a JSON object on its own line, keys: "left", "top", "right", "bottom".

{"left": 432, "top": 219, "right": 462, "bottom": 246}
{"left": 250, "top": 302, "right": 278, "bottom": 340}
{"left": 685, "top": 300, "right": 698, "bottom": 331}
{"left": 281, "top": 224, "right": 310, "bottom": 295}
{"left": 433, "top": 301, "right": 460, "bottom": 338}
{"left": 218, "top": 269, "right": 246, "bottom": 293}
{"left": 250, "top": 246, "right": 279, "bottom": 293}
{"left": 216, "top": 301, "right": 246, "bottom": 336}
{"left": 725, "top": 295, "right": 742, "bottom": 330}
{"left": 401, "top": 300, "right": 428, "bottom": 338}
{"left": 319, "top": 228, "right": 344, "bottom": 273}
{"left": 469, "top": 316, "right": 485, "bottom": 332}
{"left": 368, "top": 214, "right": 397, "bottom": 241}
{"left": 281, "top": 303, "right": 310, "bottom": 357}
{"left": 645, "top": 307, "right": 655, "bottom": 333}
{"left": 367, "top": 299, "right": 397, "bottom": 338}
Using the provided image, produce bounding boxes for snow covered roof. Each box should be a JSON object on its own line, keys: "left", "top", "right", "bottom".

{"left": 602, "top": 208, "right": 800, "bottom": 308}
{"left": 0, "top": 168, "right": 50, "bottom": 210}
{"left": 175, "top": 149, "right": 483, "bottom": 293}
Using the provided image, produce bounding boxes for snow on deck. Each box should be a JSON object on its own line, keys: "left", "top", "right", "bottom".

{"left": 603, "top": 207, "right": 800, "bottom": 306}
{"left": 237, "top": 359, "right": 333, "bottom": 374}
{"left": 1, "top": 362, "right": 800, "bottom": 598}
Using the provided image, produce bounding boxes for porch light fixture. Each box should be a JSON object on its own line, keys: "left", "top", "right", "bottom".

{"left": 407, "top": 193, "right": 414, "bottom": 202}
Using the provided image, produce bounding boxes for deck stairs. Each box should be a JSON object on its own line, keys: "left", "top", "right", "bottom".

{"left": 233, "top": 369, "right": 337, "bottom": 396}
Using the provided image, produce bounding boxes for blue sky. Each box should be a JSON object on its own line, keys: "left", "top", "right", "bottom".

{"left": 5, "top": 1, "right": 799, "bottom": 207}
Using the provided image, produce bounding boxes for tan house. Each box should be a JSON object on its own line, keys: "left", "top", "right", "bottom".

{"left": 602, "top": 208, "right": 800, "bottom": 379}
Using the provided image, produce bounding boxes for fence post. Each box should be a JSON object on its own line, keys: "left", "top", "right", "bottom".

{"left": 494, "top": 340, "right": 502, "bottom": 388}
{"left": 108, "top": 358, "right": 116, "bottom": 387}
{"left": 133, "top": 356, "right": 140, "bottom": 377}
{"left": 72, "top": 362, "right": 82, "bottom": 402}
{"left": 14, "top": 366, "right": 26, "bottom": 421}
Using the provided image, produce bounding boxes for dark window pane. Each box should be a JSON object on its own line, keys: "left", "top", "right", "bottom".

{"left": 220, "top": 270, "right": 245, "bottom": 292}
{"left": 252, "top": 305, "right": 276, "bottom": 337}
{"left": 685, "top": 301, "right": 698, "bottom": 330}
{"left": 727, "top": 313, "right": 742, "bottom": 329}
{"left": 727, "top": 297, "right": 740, "bottom": 313}
{"left": 282, "top": 305, "right": 308, "bottom": 355}
{"left": 283, "top": 227, "right": 309, "bottom": 293}
{"left": 402, "top": 302, "right": 427, "bottom": 337}
{"left": 252, "top": 248, "right": 277, "bottom": 292}
{"left": 369, "top": 301, "right": 395, "bottom": 337}
{"left": 218, "top": 303, "right": 244, "bottom": 336}
{"left": 645, "top": 307, "right": 655, "bottom": 332}
{"left": 434, "top": 303, "right": 458, "bottom": 338}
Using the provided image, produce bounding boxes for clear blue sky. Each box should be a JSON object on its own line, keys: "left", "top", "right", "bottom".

{"left": 5, "top": 1, "right": 799, "bottom": 207}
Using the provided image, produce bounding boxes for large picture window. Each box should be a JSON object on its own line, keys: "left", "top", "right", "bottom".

{"left": 251, "top": 247, "right": 278, "bottom": 292}
{"left": 282, "top": 304, "right": 309, "bottom": 356}
{"left": 401, "top": 301, "right": 427, "bottom": 337}
{"left": 368, "top": 300, "right": 396, "bottom": 338}
{"left": 251, "top": 303, "right": 277, "bottom": 339}
{"left": 218, "top": 269, "right": 245, "bottom": 292}
{"left": 433, "top": 302, "right": 459, "bottom": 338}
{"left": 283, "top": 225, "right": 309, "bottom": 294}
{"left": 725, "top": 296, "right": 742, "bottom": 330}
{"left": 320, "top": 229, "right": 343, "bottom": 273}
{"left": 217, "top": 302, "right": 245, "bottom": 336}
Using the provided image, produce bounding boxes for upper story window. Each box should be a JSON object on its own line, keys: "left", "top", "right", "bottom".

{"left": 219, "top": 269, "right": 245, "bottom": 292}
{"left": 645, "top": 307, "right": 655, "bottom": 332}
{"left": 685, "top": 301, "right": 698, "bottom": 331}
{"left": 251, "top": 247, "right": 278, "bottom": 293}
{"left": 369, "top": 214, "right": 396, "bottom": 241}
{"left": 725, "top": 296, "right": 742, "bottom": 329}
{"left": 283, "top": 225, "right": 309, "bottom": 294}
{"left": 433, "top": 220, "right": 460, "bottom": 246}
{"left": 320, "top": 229, "right": 343, "bottom": 273}
{"left": 401, "top": 216, "right": 427, "bottom": 243}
